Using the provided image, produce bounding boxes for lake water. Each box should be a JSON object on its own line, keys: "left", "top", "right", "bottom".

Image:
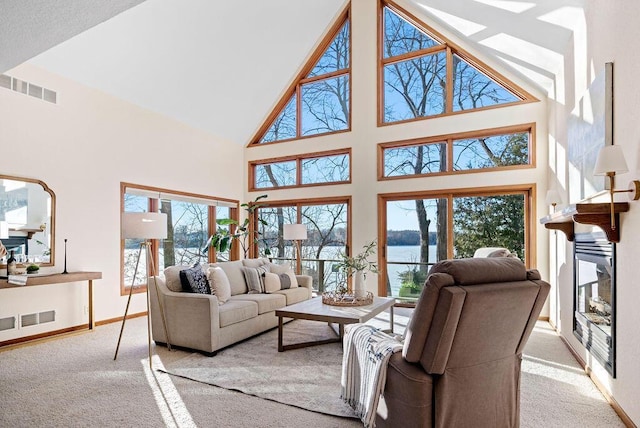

{"left": 125, "top": 245, "right": 436, "bottom": 297}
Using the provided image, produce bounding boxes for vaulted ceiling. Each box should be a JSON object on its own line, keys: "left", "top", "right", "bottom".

{"left": 2, "top": 0, "right": 584, "bottom": 144}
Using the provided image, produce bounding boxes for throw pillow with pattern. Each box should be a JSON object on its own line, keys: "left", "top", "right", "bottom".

{"left": 179, "top": 263, "right": 211, "bottom": 294}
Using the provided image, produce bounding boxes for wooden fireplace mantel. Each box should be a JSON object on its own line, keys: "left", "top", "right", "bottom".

{"left": 540, "top": 202, "right": 630, "bottom": 243}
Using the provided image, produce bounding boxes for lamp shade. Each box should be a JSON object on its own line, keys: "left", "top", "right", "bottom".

{"left": 121, "top": 212, "right": 168, "bottom": 239}
{"left": 545, "top": 189, "right": 562, "bottom": 206}
{"left": 594, "top": 145, "right": 629, "bottom": 175}
{"left": 283, "top": 224, "right": 307, "bottom": 240}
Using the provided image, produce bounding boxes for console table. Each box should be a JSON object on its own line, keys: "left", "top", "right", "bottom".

{"left": 0, "top": 272, "right": 102, "bottom": 335}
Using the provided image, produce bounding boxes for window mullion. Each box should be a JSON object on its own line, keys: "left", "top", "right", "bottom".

{"left": 381, "top": 45, "right": 446, "bottom": 66}
{"left": 296, "top": 83, "right": 302, "bottom": 138}
{"left": 446, "top": 46, "right": 453, "bottom": 114}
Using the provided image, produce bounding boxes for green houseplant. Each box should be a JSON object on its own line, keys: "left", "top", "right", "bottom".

{"left": 335, "top": 240, "right": 378, "bottom": 297}
{"left": 207, "top": 195, "right": 270, "bottom": 259}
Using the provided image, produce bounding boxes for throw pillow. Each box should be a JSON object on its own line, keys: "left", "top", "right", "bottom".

{"left": 241, "top": 265, "right": 269, "bottom": 294}
{"left": 268, "top": 262, "right": 292, "bottom": 275}
{"left": 179, "top": 264, "right": 211, "bottom": 294}
{"left": 207, "top": 266, "right": 231, "bottom": 305}
{"left": 264, "top": 272, "right": 291, "bottom": 293}
{"left": 263, "top": 272, "right": 295, "bottom": 293}
{"left": 163, "top": 265, "right": 191, "bottom": 292}
{"left": 266, "top": 263, "right": 298, "bottom": 288}
{"left": 282, "top": 270, "right": 298, "bottom": 288}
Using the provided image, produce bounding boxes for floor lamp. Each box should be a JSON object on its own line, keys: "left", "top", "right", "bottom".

{"left": 283, "top": 224, "right": 307, "bottom": 275}
{"left": 114, "top": 212, "right": 172, "bottom": 369}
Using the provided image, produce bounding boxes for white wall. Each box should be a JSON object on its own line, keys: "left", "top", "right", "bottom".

{"left": 245, "top": 0, "right": 549, "bottom": 297}
{"left": 0, "top": 63, "right": 243, "bottom": 341}
{"left": 546, "top": 1, "right": 640, "bottom": 423}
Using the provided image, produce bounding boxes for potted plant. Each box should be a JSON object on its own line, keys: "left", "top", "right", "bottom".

{"left": 206, "top": 195, "right": 270, "bottom": 259}
{"left": 335, "top": 240, "right": 378, "bottom": 298}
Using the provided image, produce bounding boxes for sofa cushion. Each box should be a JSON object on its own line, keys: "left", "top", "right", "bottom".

{"left": 242, "top": 258, "right": 270, "bottom": 268}
{"left": 218, "top": 300, "right": 259, "bottom": 328}
{"left": 242, "top": 265, "right": 269, "bottom": 294}
{"left": 273, "top": 287, "right": 311, "bottom": 305}
{"left": 179, "top": 264, "right": 211, "bottom": 294}
{"left": 207, "top": 266, "right": 231, "bottom": 304}
{"left": 163, "top": 265, "right": 191, "bottom": 292}
{"left": 230, "top": 293, "right": 286, "bottom": 314}
{"left": 268, "top": 262, "right": 292, "bottom": 274}
{"left": 210, "top": 260, "right": 247, "bottom": 295}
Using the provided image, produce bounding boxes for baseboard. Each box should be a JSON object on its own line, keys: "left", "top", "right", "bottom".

{"left": 556, "top": 330, "right": 636, "bottom": 427}
{"left": 97, "top": 311, "right": 147, "bottom": 327}
{"left": 0, "top": 311, "right": 147, "bottom": 352}
{"left": 0, "top": 325, "right": 88, "bottom": 351}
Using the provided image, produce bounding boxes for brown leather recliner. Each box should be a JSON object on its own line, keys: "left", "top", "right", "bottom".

{"left": 376, "top": 257, "right": 550, "bottom": 428}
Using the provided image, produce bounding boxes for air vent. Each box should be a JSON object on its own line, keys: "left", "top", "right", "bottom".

{"left": 28, "top": 83, "right": 43, "bottom": 99}
{"left": 21, "top": 313, "right": 38, "bottom": 327}
{"left": 20, "top": 310, "right": 56, "bottom": 327}
{"left": 0, "top": 316, "right": 16, "bottom": 331}
{"left": 0, "top": 74, "right": 10, "bottom": 89}
{"left": 12, "top": 78, "right": 27, "bottom": 94}
{"left": 43, "top": 88, "right": 57, "bottom": 104}
{"left": 1, "top": 73, "right": 58, "bottom": 104}
{"left": 39, "top": 310, "right": 55, "bottom": 324}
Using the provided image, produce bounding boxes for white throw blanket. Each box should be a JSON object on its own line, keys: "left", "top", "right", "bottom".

{"left": 341, "top": 324, "right": 403, "bottom": 428}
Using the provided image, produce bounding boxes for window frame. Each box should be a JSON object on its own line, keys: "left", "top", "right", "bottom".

{"left": 120, "top": 182, "right": 239, "bottom": 296}
{"left": 377, "top": 184, "right": 536, "bottom": 300}
{"left": 377, "top": 124, "right": 535, "bottom": 180}
{"left": 248, "top": 5, "right": 352, "bottom": 146}
{"left": 249, "top": 148, "right": 352, "bottom": 191}
{"left": 250, "top": 196, "right": 352, "bottom": 287}
{"left": 377, "top": 0, "right": 537, "bottom": 127}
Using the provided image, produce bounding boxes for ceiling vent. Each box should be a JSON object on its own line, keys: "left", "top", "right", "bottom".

{"left": 0, "top": 74, "right": 58, "bottom": 104}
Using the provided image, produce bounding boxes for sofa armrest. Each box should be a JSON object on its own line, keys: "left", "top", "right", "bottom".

{"left": 296, "top": 274, "right": 313, "bottom": 299}
{"left": 149, "top": 276, "right": 221, "bottom": 353}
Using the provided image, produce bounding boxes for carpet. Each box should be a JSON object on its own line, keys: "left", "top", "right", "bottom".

{"left": 164, "top": 319, "right": 359, "bottom": 419}
{"left": 163, "top": 319, "right": 626, "bottom": 427}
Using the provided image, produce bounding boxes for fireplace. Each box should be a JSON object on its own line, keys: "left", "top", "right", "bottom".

{"left": 573, "top": 232, "right": 616, "bottom": 377}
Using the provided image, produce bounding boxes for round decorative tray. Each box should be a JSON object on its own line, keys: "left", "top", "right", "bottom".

{"left": 322, "top": 291, "right": 374, "bottom": 306}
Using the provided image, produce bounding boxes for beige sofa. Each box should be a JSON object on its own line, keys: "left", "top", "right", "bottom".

{"left": 149, "top": 259, "right": 312, "bottom": 355}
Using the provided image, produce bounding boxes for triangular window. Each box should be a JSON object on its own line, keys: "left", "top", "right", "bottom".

{"left": 260, "top": 94, "right": 296, "bottom": 144}
{"left": 452, "top": 54, "right": 518, "bottom": 111}
{"left": 252, "top": 8, "right": 350, "bottom": 145}
{"left": 382, "top": 7, "right": 440, "bottom": 58}
{"left": 380, "top": 2, "right": 534, "bottom": 125}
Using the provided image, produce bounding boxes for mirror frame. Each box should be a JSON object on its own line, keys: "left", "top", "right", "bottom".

{"left": 0, "top": 174, "right": 56, "bottom": 268}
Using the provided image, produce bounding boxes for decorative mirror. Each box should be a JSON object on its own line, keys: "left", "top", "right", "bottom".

{"left": 0, "top": 174, "right": 55, "bottom": 267}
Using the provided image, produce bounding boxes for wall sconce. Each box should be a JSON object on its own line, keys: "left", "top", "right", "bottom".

{"left": 545, "top": 189, "right": 562, "bottom": 211}
{"left": 593, "top": 145, "right": 640, "bottom": 230}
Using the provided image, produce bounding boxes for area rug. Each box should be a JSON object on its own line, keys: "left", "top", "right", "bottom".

{"left": 163, "top": 319, "right": 359, "bottom": 419}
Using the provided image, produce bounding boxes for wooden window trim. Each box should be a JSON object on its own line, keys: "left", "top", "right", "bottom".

{"left": 377, "top": 184, "right": 536, "bottom": 297}
{"left": 377, "top": 0, "right": 538, "bottom": 127}
{"left": 249, "top": 148, "right": 352, "bottom": 191}
{"left": 377, "top": 123, "right": 536, "bottom": 180}
{"left": 120, "top": 182, "right": 239, "bottom": 296}
{"left": 248, "top": 5, "right": 352, "bottom": 147}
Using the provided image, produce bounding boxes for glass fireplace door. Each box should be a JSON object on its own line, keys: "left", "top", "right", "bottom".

{"left": 573, "top": 233, "right": 615, "bottom": 377}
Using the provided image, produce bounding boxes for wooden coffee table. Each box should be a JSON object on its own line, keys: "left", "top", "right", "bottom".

{"left": 275, "top": 296, "right": 395, "bottom": 352}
